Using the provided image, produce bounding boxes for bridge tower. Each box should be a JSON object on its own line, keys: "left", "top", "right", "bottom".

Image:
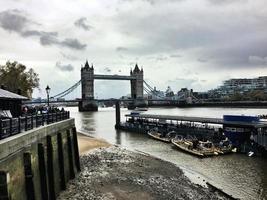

{"left": 131, "top": 64, "right": 143, "bottom": 99}
{"left": 130, "top": 64, "right": 147, "bottom": 108}
{"left": 79, "top": 61, "right": 98, "bottom": 111}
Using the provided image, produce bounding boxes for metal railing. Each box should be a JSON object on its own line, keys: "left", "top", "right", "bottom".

{"left": 0, "top": 111, "right": 70, "bottom": 140}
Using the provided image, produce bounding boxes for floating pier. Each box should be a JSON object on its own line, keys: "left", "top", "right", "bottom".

{"left": 115, "top": 106, "right": 267, "bottom": 155}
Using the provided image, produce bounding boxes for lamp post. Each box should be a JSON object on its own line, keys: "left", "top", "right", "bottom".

{"left": 45, "top": 85, "right": 51, "bottom": 107}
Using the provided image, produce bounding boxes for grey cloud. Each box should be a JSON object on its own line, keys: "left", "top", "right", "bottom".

{"left": 74, "top": 17, "right": 92, "bottom": 31}
{"left": 156, "top": 55, "right": 168, "bottom": 61}
{"left": 23, "top": 30, "right": 87, "bottom": 50}
{"left": 22, "top": 30, "right": 57, "bottom": 37}
{"left": 248, "top": 56, "right": 267, "bottom": 65}
{"left": 198, "top": 58, "right": 208, "bottom": 63}
{"left": 113, "top": 2, "right": 267, "bottom": 69}
{"left": 55, "top": 62, "right": 74, "bottom": 71}
{"left": 0, "top": 9, "right": 29, "bottom": 32}
{"left": 121, "top": 0, "right": 183, "bottom": 5}
{"left": 40, "top": 34, "right": 58, "bottom": 46}
{"left": 60, "top": 38, "right": 87, "bottom": 50}
{"left": 104, "top": 67, "right": 111, "bottom": 72}
{"left": 207, "top": 0, "right": 246, "bottom": 5}
{"left": 0, "top": 9, "right": 86, "bottom": 51}
{"left": 116, "top": 47, "right": 129, "bottom": 51}
{"left": 205, "top": 34, "right": 267, "bottom": 68}
{"left": 170, "top": 54, "right": 182, "bottom": 58}
{"left": 144, "top": 0, "right": 184, "bottom": 5}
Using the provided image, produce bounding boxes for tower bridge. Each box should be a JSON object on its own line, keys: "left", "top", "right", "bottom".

{"left": 79, "top": 61, "right": 145, "bottom": 111}
{"left": 93, "top": 74, "right": 136, "bottom": 80}
{"left": 26, "top": 61, "right": 199, "bottom": 110}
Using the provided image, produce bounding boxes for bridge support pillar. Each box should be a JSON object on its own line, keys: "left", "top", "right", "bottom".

{"left": 79, "top": 100, "right": 98, "bottom": 111}
{"left": 128, "top": 99, "right": 148, "bottom": 110}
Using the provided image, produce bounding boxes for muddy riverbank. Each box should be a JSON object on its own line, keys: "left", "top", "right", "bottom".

{"left": 58, "top": 145, "right": 231, "bottom": 200}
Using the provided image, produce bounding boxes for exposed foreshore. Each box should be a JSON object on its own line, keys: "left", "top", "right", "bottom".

{"left": 77, "top": 133, "right": 111, "bottom": 154}
{"left": 58, "top": 134, "right": 232, "bottom": 200}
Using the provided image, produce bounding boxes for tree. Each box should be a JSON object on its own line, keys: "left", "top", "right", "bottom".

{"left": 246, "top": 90, "right": 267, "bottom": 101}
{"left": 0, "top": 61, "right": 39, "bottom": 98}
{"left": 229, "top": 92, "right": 243, "bottom": 101}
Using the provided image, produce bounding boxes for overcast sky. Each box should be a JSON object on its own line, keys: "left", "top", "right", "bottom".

{"left": 0, "top": 0, "right": 266, "bottom": 99}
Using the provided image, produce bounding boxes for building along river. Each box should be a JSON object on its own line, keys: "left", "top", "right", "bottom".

{"left": 66, "top": 106, "right": 267, "bottom": 200}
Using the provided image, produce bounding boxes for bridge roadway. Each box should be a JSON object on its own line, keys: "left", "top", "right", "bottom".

{"left": 23, "top": 99, "right": 182, "bottom": 105}
{"left": 94, "top": 74, "right": 136, "bottom": 80}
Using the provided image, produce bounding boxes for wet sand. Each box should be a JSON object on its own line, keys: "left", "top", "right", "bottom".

{"left": 77, "top": 133, "right": 111, "bottom": 155}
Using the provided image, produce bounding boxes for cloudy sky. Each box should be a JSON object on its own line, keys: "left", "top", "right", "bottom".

{"left": 0, "top": 0, "right": 266, "bottom": 99}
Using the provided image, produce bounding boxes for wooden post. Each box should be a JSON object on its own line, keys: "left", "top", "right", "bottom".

{"left": 18, "top": 117, "right": 21, "bottom": 133}
{"left": 46, "top": 114, "right": 49, "bottom": 125}
{"left": 0, "top": 120, "right": 2, "bottom": 139}
{"left": 9, "top": 119, "right": 12, "bottom": 135}
{"left": 35, "top": 114, "right": 38, "bottom": 127}
{"left": 38, "top": 143, "right": 48, "bottom": 200}
{"left": 115, "top": 101, "right": 120, "bottom": 129}
{"left": 47, "top": 136, "right": 56, "bottom": 200}
{"left": 0, "top": 171, "right": 9, "bottom": 200}
{"left": 31, "top": 115, "right": 34, "bottom": 129}
{"left": 23, "top": 152, "right": 35, "bottom": 200}
{"left": 57, "top": 133, "right": 66, "bottom": 190}
{"left": 72, "top": 127, "right": 81, "bottom": 171}
{"left": 67, "top": 130, "right": 75, "bottom": 179}
{"left": 41, "top": 114, "right": 44, "bottom": 126}
{"left": 25, "top": 116, "right": 28, "bottom": 131}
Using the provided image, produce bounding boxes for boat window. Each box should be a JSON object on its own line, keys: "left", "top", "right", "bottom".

{"left": 236, "top": 128, "right": 244, "bottom": 132}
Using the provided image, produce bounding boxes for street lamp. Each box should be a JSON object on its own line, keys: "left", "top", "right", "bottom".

{"left": 45, "top": 85, "right": 51, "bottom": 106}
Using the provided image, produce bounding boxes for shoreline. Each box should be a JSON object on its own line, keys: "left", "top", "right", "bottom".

{"left": 75, "top": 133, "right": 235, "bottom": 199}
{"left": 77, "top": 132, "right": 111, "bottom": 155}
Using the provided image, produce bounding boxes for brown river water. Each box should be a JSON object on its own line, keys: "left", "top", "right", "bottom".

{"left": 66, "top": 106, "right": 267, "bottom": 200}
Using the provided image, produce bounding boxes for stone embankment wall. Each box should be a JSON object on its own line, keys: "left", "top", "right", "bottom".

{"left": 0, "top": 118, "right": 80, "bottom": 200}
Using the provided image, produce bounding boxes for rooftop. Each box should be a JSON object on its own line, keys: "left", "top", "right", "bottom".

{"left": 125, "top": 113, "right": 267, "bottom": 128}
{"left": 0, "top": 89, "right": 28, "bottom": 100}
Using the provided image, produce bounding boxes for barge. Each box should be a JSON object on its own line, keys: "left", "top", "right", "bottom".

{"left": 116, "top": 111, "right": 267, "bottom": 156}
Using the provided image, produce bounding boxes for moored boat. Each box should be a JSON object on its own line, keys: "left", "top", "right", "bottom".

{"left": 171, "top": 136, "right": 219, "bottom": 157}
{"left": 147, "top": 129, "right": 176, "bottom": 143}
{"left": 216, "top": 138, "right": 233, "bottom": 154}
{"left": 135, "top": 107, "right": 148, "bottom": 111}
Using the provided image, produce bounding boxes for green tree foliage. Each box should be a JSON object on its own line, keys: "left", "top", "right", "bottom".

{"left": 229, "top": 90, "right": 267, "bottom": 101}
{"left": 0, "top": 61, "right": 39, "bottom": 98}
{"left": 246, "top": 90, "right": 267, "bottom": 101}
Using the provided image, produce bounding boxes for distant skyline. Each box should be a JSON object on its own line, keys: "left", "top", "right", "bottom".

{"left": 0, "top": 0, "right": 266, "bottom": 99}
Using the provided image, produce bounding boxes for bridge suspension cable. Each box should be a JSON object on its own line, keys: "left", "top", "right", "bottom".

{"left": 143, "top": 83, "right": 165, "bottom": 99}
{"left": 50, "top": 80, "right": 81, "bottom": 99}
{"left": 143, "top": 80, "right": 155, "bottom": 91}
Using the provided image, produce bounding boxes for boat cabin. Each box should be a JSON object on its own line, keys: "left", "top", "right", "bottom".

{"left": 123, "top": 113, "right": 267, "bottom": 152}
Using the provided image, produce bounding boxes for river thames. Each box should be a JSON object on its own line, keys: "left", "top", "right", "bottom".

{"left": 66, "top": 106, "right": 267, "bottom": 200}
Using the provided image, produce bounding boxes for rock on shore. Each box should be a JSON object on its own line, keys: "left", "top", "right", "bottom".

{"left": 58, "top": 146, "right": 230, "bottom": 200}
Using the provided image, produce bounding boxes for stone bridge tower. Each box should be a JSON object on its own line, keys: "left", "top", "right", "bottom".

{"left": 130, "top": 64, "right": 143, "bottom": 99}
{"left": 130, "top": 64, "right": 146, "bottom": 108}
{"left": 79, "top": 61, "right": 98, "bottom": 111}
